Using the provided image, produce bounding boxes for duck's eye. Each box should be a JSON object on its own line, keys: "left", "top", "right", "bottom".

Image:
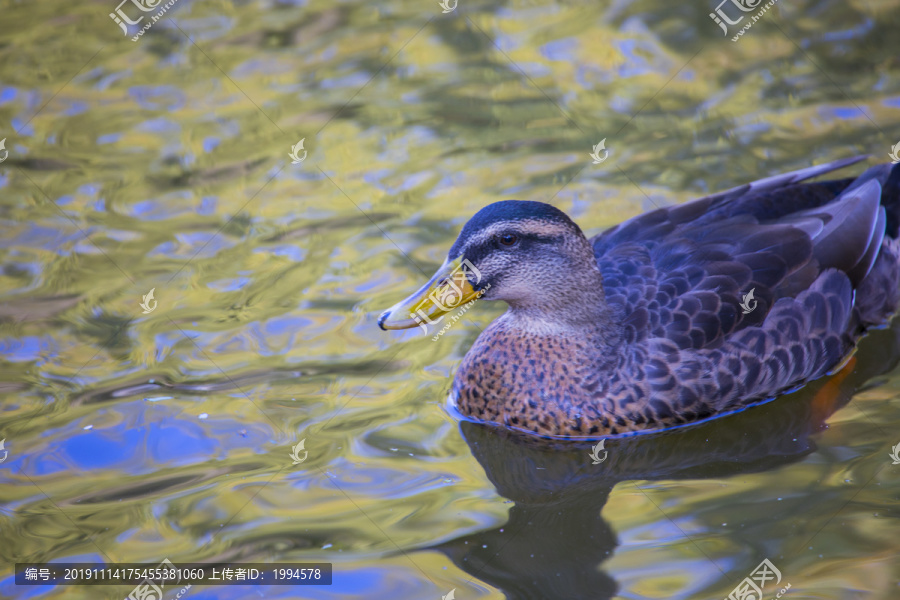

{"left": 499, "top": 234, "right": 518, "bottom": 247}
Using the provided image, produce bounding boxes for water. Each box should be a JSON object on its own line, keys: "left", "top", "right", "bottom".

{"left": 1, "top": 0, "right": 900, "bottom": 598}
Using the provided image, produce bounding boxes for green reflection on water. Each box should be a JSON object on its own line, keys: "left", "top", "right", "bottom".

{"left": 1, "top": 0, "right": 900, "bottom": 598}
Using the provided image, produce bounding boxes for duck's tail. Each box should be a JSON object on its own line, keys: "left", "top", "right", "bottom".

{"left": 881, "top": 161, "right": 900, "bottom": 238}
{"left": 847, "top": 161, "right": 900, "bottom": 327}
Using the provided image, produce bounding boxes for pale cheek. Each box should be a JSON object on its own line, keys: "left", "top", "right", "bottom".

{"left": 493, "top": 280, "right": 549, "bottom": 304}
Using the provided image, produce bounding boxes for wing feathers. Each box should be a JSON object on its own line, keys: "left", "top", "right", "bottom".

{"left": 807, "top": 180, "right": 881, "bottom": 279}
{"left": 595, "top": 158, "right": 890, "bottom": 352}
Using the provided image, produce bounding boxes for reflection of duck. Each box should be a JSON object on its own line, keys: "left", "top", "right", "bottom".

{"left": 380, "top": 157, "right": 900, "bottom": 438}
{"left": 426, "top": 319, "right": 900, "bottom": 600}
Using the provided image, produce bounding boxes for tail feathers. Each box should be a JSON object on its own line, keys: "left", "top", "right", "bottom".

{"left": 882, "top": 162, "right": 900, "bottom": 238}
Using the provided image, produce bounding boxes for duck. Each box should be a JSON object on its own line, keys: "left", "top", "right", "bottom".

{"left": 378, "top": 156, "right": 900, "bottom": 438}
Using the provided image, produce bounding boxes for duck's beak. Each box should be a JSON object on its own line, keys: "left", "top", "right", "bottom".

{"left": 378, "top": 257, "right": 483, "bottom": 331}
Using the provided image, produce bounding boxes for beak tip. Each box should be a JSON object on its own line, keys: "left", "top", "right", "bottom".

{"left": 377, "top": 310, "right": 390, "bottom": 331}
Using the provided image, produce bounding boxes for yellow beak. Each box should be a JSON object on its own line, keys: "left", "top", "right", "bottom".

{"left": 378, "top": 257, "right": 484, "bottom": 331}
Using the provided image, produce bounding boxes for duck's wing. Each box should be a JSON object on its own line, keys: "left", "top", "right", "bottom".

{"left": 592, "top": 157, "right": 896, "bottom": 351}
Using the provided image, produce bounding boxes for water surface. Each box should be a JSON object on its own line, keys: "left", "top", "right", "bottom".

{"left": 1, "top": 0, "right": 900, "bottom": 598}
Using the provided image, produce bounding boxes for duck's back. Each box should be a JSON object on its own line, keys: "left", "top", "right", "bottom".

{"left": 592, "top": 158, "right": 900, "bottom": 349}
{"left": 581, "top": 158, "right": 900, "bottom": 432}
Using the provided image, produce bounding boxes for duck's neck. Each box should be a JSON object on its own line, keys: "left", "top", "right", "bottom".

{"left": 502, "top": 265, "right": 620, "bottom": 346}
{"left": 499, "top": 309, "right": 619, "bottom": 347}
{"left": 453, "top": 281, "right": 623, "bottom": 436}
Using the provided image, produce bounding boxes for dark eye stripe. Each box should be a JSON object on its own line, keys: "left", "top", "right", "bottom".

{"left": 462, "top": 233, "right": 562, "bottom": 263}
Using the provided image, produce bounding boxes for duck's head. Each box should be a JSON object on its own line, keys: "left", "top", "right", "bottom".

{"left": 378, "top": 200, "right": 604, "bottom": 331}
